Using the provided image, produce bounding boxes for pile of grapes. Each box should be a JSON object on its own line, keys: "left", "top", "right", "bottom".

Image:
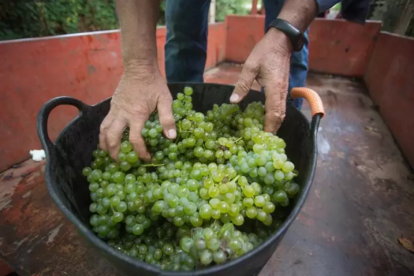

{"left": 83, "top": 87, "right": 300, "bottom": 271}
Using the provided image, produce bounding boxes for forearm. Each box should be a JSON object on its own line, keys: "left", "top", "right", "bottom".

{"left": 278, "top": 0, "right": 318, "bottom": 32}
{"left": 115, "top": 0, "right": 160, "bottom": 70}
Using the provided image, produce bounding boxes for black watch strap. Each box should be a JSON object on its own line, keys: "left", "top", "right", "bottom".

{"left": 267, "top": 18, "right": 304, "bottom": 52}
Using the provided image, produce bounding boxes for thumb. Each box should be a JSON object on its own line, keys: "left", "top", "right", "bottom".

{"left": 230, "top": 63, "right": 257, "bottom": 103}
{"left": 157, "top": 91, "right": 176, "bottom": 140}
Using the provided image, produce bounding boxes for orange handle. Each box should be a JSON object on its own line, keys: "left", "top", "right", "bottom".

{"left": 291, "top": 87, "right": 325, "bottom": 117}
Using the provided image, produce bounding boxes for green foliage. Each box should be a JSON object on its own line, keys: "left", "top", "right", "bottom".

{"left": 215, "top": 0, "right": 251, "bottom": 22}
{"left": 0, "top": 0, "right": 118, "bottom": 40}
{"left": 0, "top": 0, "right": 252, "bottom": 40}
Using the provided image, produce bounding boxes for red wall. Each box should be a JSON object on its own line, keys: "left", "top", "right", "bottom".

{"left": 0, "top": 24, "right": 225, "bottom": 171}
{"left": 364, "top": 33, "right": 414, "bottom": 168}
{"left": 224, "top": 16, "right": 382, "bottom": 77}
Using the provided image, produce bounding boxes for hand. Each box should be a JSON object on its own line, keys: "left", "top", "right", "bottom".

{"left": 229, "top": 28, "right": 293, "bottom": 133}
{"left": 99, "top": 65, "right": 176, "bottom": 161}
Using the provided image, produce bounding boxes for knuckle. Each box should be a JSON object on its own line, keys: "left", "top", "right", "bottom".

{"left": 237, "top": 79, "right": 250, "bottom": 93}
{"left": 243, "top": 62, "right": 256, "bottom": 73}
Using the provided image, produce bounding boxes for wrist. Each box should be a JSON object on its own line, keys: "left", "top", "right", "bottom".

{"left": 266, "top": 28, "right": 293, "bottom": 55}
{"left": 123, "top": 59, "right": 160, "bottom": 80}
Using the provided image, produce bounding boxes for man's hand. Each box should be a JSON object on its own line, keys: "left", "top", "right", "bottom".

{"left": 230, "top": 28, "right": 292, "bottom": 133}
{"left": 230, "top": 0, "right": 317, "bottom": 133}
{"left": 99, "top": 65, "right": 176, "bottom": 161}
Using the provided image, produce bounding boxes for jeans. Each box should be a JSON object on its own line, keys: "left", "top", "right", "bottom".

{"left": 165, "top": 0, "right": 309, "bottom": 110}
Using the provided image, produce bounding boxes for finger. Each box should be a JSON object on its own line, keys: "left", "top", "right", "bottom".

{"left": 263, "top": 80, "right": 288, "bottom": 133}
{"left": 99, "top": 115, "right": 115, "bottom": 151}
{"left": 106, "top": 119, "right": 127, "bottom": 160}
{"left": 157, "top": 92, "right": 176, "bottom": 139}
{"left": 129, "top": 121, "right": 151, "bottom": 161}
{"left": 230, "top": 63, "right": 257, "bottom": 103}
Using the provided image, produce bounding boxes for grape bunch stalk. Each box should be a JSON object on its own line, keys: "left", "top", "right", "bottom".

{"left": 83, "top": 86, "right": 300, "bottom": 270}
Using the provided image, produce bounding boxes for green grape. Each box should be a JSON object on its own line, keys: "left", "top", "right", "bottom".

{"left": 116, "top": 201, "right": 127, "bottom": 212}
{"left": 273, "top": 159, "right": 284, "bottom": 170}
{"left": 228, "top": 204, "right": 239, "bottom": 216}
{"left": 246, "top": 206, "right": 258, "bottom": 218}
{"left": 117, "top": 152, "right": 127, "bottom": 162}
{"left": 208, "top": 186, "right": 220, "bottom": 198}
{"left": 286, "top": 182, "right": 300, "bottom": 196}
{"left": 199, "top": 204, "right": 212, "bottom": 219}
{"left": 120, "top": 141, "right": 133, "bottom": 153}
{"left": 163, "top": 243, "right": 174, "bottom": 255}
{"left": 263, "top": 214, "right": 273, "bottom": 226}
{"left": 120, "top": 161, "right": 131, "bottom": 172}
{"left": 231, "top": 214, "right": 244, "bottom": 226}
{"left": 112, "top": 172, "right": 125, "bottom": 183}
{"left": 184, "top": 86, "right": 193, "bottom": 95}
{"left": 89, "top": 183, "right": 99, "bottom": 192}
{"left": 254, "top": 195, "right": 265, "bottom": 207}
{"left": 238, "top": 176, "right": 248, "bottom": 187}
{"left": 126, "top": 151, "right": 139, "bottom": 163}
{"left": 243, "top": 197, "right": 254, "bottom": 207}
{"left": 180, "top": 237, "right": 194, "bottom": 253}
{"left": 219, "top": 201, "right": 229, "bottom": 214}
{"left": 132, "top": 224, "right": 144, "bottom": 235}
{"left": 206, "top": 237, "right": 220, "bottom": 251}
{"left": 198, "top": 188, "right": 208, "bottom": 200}
{"left": 173, "top": 216, "right": 185, "bottom": 226}
{"left": 258, "top": 167, "right": 267, "bottom": 177}
{"left": 256, "top": 156, "right": 267, "bottom": 166}
{"left": 264, "top": 173, "right": 275, "bottom": 185}
{"left": 202, "top": 228, "right": 214, "bottom": 240}
{"left": 213, "top": 250, "right": 227, "bottom": 264}
{"left": 251, "top": 182, "right": 262, "bottom": 195}
{"left": 82, "top": 167, "right": 92, "bottom": 176}
{"left": 184, "top": 202, "right": 197, "bottom": 215}
{"left": 208, "top": 198, "right": 220, "bottom": 209}
{"left": 257, "top": 210, "right": 267, "bottom": 222}
{"left": 152, "top": 200, "right": 165, "bottom": 213}
{"left": 110, "top": 195, "right": 121, "bottom": 206}
{"left": 112, "top": 212, "right": 124, "bottom": 223}
{"left": 219, "top": 184, "right": 229, "bottom": 194}
{"left": 224, "top": 192, "right": 236, "bottom": 204}
{"left": 282, "top": 161, "right": 294, "bottom": 173}
{"left": 200, "top": 250, "right": 213, "bottom": 266}
{"left": 203, "top": 179, "right": 214, "bottom": 189}
{"left": 177, "top": 187, "right": 189, "bottom": 198}
{"left": 206, "top": 207, "right": 218, "bottom": 219}
{"left": 263, "top": 202, "right": 275, "bottom": 213}
{"left": 284, "top": 171, "right": 295, "bottom": 180}
{"left": 186, "top": 180, "right": 198, "bottom": 191}
{"left": 243, "top": 185, "right": 255, "bottom": 197}
{"left": 190, "top": 215, "right": 203, "bottom": 227}
{"left": 273, "top": 190, "right": 288, "bottom": 203}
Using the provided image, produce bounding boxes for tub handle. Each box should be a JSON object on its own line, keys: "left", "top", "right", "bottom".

{"left": 37, "top": 97, "right": 88, "bottom": 152}
{"left": 291, "top": 87, "right": 325, "bottom": 118}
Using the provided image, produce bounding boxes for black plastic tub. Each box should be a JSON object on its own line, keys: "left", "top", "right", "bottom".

{"left": 37, "top": 83, "right": 324, "bottom": 276}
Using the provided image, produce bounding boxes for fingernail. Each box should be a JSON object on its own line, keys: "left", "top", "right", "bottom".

{"left": 230, "top": 94, "right": 239, "bottom": 103}
{"left": 168, "top": 129, "right": 177, "bottom": 139}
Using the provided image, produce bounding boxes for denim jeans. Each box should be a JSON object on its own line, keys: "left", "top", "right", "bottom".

{"left": 165, "top": 0, "right": 309, "bottom": 110}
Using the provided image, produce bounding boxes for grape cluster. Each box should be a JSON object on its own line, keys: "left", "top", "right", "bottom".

{"left": 109, "top": 220, "right": 274, "bottom": 271}
{"left": 83, "top": 86, "right": 300, "bottom": 270}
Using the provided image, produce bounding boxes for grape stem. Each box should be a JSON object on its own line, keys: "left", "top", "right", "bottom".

{"left": 229, "top": 175, "right": 241, "bottom": 184}
{"left": 142, "top": 164, "right": 165, "bottom": 167}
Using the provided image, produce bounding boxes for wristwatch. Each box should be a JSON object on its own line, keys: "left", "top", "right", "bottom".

{"left": 267, "top": 18, "right": 305, "bottom": 52}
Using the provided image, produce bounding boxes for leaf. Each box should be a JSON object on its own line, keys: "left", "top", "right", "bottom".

{"left": 398, "top": 237, "right": 414, "bottom": 253}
